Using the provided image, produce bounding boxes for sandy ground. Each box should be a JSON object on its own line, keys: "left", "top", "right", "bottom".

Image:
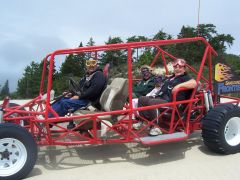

{"left": 26, "top": 131, "right": 240, "bottom": 180}
{"left": 1, "top": 99, "right": 240, "bottom": 180}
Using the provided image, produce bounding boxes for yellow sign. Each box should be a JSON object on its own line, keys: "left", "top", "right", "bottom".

{"left": 215, "top": 63, "right": 233, "bottom": 82}
{"left": 215, "top": 62, "right": 240, "bottom": 94}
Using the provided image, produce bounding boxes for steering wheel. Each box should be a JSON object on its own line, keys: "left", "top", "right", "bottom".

{"left": 69, "top": 77, "right": 82, "bottom": 96}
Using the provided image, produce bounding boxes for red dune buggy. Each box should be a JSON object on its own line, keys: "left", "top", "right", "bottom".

{"left": 1, "top": 37, "right": 240, "bottom": 179}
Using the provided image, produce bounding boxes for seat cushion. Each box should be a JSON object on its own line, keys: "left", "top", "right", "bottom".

{"left": 74, "top": 110, "right": 112, "bottom": 124}
{"left": 100, "top": 78, "right": 128, "bottom": 111}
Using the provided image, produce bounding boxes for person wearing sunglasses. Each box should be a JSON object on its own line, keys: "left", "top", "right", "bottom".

{"left": 132, "top": 65, "right": 155, "bottom": 98}
{"left": 133, "top": 59, "right": 197, "bottom": 136}
{"left": 49, "top": 58, "right": 107, "bottom": 118}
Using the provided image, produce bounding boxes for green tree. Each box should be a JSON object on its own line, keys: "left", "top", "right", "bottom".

{"left": 138, "top": 49, "right": 154, "bottom": 66}
{"left": 176, "top": 25, "right": 201, "bottom": 63}
{"left": 17, "top": 62, "right": 41, "bottom": 98}
{"left": 127, "top": 35, "right": 148, "bottom": 42}
{"left": 60, "top": 42, "right": 86, "bottom": 77}
{"left": 152, "top": 30, "right": 172, "bottom": 40}
{"left": 0, "top": 80, "right": 10, "bottom": 98}
{"left": 152, "top": 30, "right": 173, "bottom": 65}
{"left": 175, "top": 24, "right": 235, "bottom": 64}
{"left": 224, "top": 54, "right": 240, "bottom": 75}
{"left": 137, "top": 30, "right": 172, "bottom": 66}
{"left": 55, "top": 42, "right": 86, "bottom": 94}
{"left": 17, "top": 60, "right": 57, "bottom": 98}
{"left": 75, "top": 42, "right": 86, "bottom": 77}
{"left": 60, "top": 54, "right": 79, "bottom": 76}
{"left": 87, "top": 37, "right": 95, "bottom": 46}
{"left": 127, "top": 35, "right": 148, "bottom": 62}
{"left": 210, "top": 34, "right": 234, "bottom": 53}
{"left": 86, "top": 37, "right": 96, "bottom": 60}
{"left": 100, "top": 36, "right": 127, "bottom": 67}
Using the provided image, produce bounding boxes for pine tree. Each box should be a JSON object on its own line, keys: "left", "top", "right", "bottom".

{"left": 60, "top": 42, "right": 86, "bottom": 77}
{"left": 0, "top": 80, "right": 10, "bottom": 98}
{"left": 86, "top": 37, "right": 96, "bottom": 60}
{"left": 100, "top": 36, "right": 127, "bottom": 67}
{"left": 74, "top": 42, "right": 86, "bottom": 77}
{"left": 16, "top": 60, "right": 57, "bottom": 98}
{"left": 127, "top": 35, "right": 148, "bottom": 62}
{"left": 176, "top": 24, "right": 234, "bottom": 63}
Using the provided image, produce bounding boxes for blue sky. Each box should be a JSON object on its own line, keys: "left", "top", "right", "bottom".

{"left": 0, "top": 0, "right": 239, "bottom": 92}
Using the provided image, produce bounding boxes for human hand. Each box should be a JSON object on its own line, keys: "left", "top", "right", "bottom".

{"left": 165, "top": 74, "right": 173, "bottom": 78}
{"left": 71, "top": 95, "right": 79, "bottom": 100}
{"left": 172, "top": 85, "right": 180, "bottom": 93}
{"left": 148, "top": 96, "right": 155, "bottom": 98}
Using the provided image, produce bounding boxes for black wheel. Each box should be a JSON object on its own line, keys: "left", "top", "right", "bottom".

{"left": 202, "top": 104, "right": 240, "bottom": 154}
{"left": 0, "top": 123, "right": 38, "bottom": 179}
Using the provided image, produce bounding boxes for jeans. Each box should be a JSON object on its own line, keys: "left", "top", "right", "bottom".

{"left": 49, "top": 97, "right": 90, "bottom": 117}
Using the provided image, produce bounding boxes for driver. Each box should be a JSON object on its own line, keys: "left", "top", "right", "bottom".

{"left": 49, "top": 58, "right": 107, "bottom": 117}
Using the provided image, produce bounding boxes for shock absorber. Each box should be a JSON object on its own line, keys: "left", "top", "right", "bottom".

{"left": 203, "top": 90, "right": 209, "bottom": 112}
{"left": 207, "top": 90, "right": 214, "bottom": 109}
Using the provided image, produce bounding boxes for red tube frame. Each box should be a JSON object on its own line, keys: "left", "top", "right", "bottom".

{"left": 3, "top": 37, "right": 240, "bottom": 146}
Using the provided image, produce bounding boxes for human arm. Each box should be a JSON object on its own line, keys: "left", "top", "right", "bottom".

{"left": 172, "top": 79, "right": 197, "bottom": 92}
{"left": 146, "top": 87, "right": 161, "bottom": 97}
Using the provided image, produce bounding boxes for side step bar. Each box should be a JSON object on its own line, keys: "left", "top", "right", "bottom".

{"left": 136, "top": 132, "right": 188, "bottom": 145}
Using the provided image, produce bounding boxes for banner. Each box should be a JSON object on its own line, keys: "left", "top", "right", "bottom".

{"left": 214, "top": 60, "right": 240, "bottom": 94}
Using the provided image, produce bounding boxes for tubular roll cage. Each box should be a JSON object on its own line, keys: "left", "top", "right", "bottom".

{"left": 3, "top": 37, "right": 240, "bottom": 146}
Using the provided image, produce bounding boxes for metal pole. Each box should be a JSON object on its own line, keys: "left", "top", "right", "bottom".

{"left": 197, "top": 0, "right": 201, "bottom": 36}
{"left": 0, "top": 107, "right": 3, "bottom": 123}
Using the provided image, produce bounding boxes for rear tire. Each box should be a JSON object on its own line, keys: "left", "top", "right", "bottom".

{"left": 0, "top": 123, "right": 37, "bottom": 179}
{"left": 202, "top": 104, "right": 240, "bottom": 154}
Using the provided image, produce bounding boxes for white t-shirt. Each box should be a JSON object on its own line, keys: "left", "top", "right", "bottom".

{"left": 132, "top": 87, "right": 161, "bottom": 109}
{"left": 146, "top": 87, "right": 161, "bottom": 97}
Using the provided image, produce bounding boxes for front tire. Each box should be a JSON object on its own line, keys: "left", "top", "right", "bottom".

{"left": 0, "top": 123, "right": 37, "bottom": 179}
{"left": 202, "top": 104, "right": 240, "bottom": 154}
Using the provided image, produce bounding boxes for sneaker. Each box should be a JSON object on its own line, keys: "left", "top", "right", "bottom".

{"left": 149, "top": 127, "right": 162, "bottom": 136}
{"left": 37, "top": 115, "right": 45, "bottom": 120}
{"left": 67, "top": 121, "right": 76, "bottom": 129}
{"left": 132, "top": 122, "right": 144, "bottom": 130}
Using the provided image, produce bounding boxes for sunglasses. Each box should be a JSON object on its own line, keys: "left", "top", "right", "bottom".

{"left": 86, "top": 59, "right": 97, "bottom": 67}
{"left": 154, "top": 76, "right": 162, "bottom": 83}
{"left": 173, "top": 63, "right": 185, "bottom": 68}
{"left": 172, "top": 59, "right": 186, "bottom": 68}
{"left": 141, "top": 68, "right": 149, "bottom": 73}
